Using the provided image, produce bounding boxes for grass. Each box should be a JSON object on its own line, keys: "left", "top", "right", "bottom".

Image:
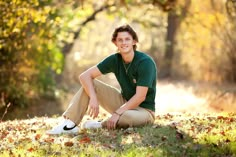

{"left": 1, "top": 80, "right": 236, "bottom": 156}
{"left": 0, "top": 112, "right": 236, "bottom": 157}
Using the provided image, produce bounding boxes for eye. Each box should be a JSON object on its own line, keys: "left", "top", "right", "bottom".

{"left": 117, "top": 39, "right": 123, "bottom": 42}
{"left": 125, "top": 38, "right": 131, "bottom": 41}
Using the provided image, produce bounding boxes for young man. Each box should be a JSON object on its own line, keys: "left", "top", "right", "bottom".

{"left": 47, "top": 24, "right": 157, "bottom": 134}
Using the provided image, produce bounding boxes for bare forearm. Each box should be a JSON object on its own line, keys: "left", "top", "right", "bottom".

{"left": 115, "top": 94, "right": 145, "bottom": 115}
{"left": 78, "top": 66, "right": 101, "bottom": 99}
{"left": 114, "top": 86, "right": 148, "bottom": 115}
{"left": 79, "top": 73, "right": 96, "bottom": 99}
{"left": 79, "top": 66, "right": 102, "bottom": 118}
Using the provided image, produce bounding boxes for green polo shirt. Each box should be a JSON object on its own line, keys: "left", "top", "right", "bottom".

{"left": 97, "top": 51, "right": 157, "bottom": 111}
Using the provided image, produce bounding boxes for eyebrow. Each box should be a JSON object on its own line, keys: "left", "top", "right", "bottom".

{"left": 117, "top": 36, "right": 132, "bottom": 40}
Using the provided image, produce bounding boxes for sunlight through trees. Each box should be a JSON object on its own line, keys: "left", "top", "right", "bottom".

{"left": 1, "top": 0, "right": 235, "bottom": 108}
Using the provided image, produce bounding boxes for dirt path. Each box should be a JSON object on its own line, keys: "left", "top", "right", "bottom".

{"left": 156, "top": 80, "right": 236, "bottom": 114}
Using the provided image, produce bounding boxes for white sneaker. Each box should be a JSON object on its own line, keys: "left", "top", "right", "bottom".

{"left": 46, "top": 119, "right": 79, "bottom": 135}
{"left": 82, "top": 120, "right": 102, "bottom": 129}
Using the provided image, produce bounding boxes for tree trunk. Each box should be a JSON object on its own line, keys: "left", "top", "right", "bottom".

{"left": 160, "top": 0, "right": 191, "bottom": 79}
{"left": 161, "top": 11, "right": 178, "bottom": 78}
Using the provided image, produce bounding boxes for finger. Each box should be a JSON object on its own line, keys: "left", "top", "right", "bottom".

{"left": 107, "top": 121, "right": 111, "bottom": 129}
{"left": 90, "top": 108, "right": 94, "bottom": 117}
{"left": 93, "top": 112, "right": 97, "bottom": 119}
{"left": 112, "top": 122, "right": 116, "bottom": 129}
{"left": 90, "top": 107, "right": 95, "bottom": 117}
{"left": 95, "top": 109, "right": 99, "bottom": 117}
{"left": 92, "top": 108, "right": 97, "bottom": 118}
{"left": 109, "top": 122, "right": 113, "bottom": 130}
{"left": 93, "top": 113, "right": 98, "bottom": 119}
{"left": 88, "top": 107, "right": 92, "bottom": 116}
{"left": 92, "top": 108, "right": 96, "bottom": 118}
{"left": 110, "top": 121, "right": 114, "bottom": 130}
{"left": 93, "top": 107, "right": 99, "bottom": 118}
{"left": 95, "top": 108, "right": 99, "bottom": 117}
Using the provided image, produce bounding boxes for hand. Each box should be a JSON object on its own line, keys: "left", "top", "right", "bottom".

{"left": 106, "top": 113, "right": 120, "bottom": 129}
{"left": 88, "top": 98, "right": 99, "bottom": 119}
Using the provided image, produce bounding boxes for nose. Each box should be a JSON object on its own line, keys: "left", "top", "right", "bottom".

{"left": 121, "top": 40, "right": 128, "bottom": 44}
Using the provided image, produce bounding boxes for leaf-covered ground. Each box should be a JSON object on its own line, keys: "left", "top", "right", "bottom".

{"left": 1, "top": 80, "right": 236, "bottom": 156}
{"left": 0, "top": 113, "right": 236, "bottom": 157}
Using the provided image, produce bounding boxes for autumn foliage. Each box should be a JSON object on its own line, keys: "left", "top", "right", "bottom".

{"left": 0, "top": 0, "right": 236, "bottom": 113}
{"left": 0, "top": 113, "right": 236, "bottom": 156}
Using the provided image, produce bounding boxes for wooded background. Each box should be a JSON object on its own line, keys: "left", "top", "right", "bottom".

{"left": 1, "top": 0, "right": 236, "bottom": 109}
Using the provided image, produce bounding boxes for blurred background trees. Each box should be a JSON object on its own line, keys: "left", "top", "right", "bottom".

{"left": 1, "top": 0, "right": 236, "bottom": 110}
{"left": 0, "top": 0, "right": 64, "bottom": 108}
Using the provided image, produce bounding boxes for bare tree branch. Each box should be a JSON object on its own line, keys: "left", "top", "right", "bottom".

{"left": 62, "top": 3, "right": 115, "bottom": 54}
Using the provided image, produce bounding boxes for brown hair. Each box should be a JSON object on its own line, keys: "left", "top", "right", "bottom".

{"left": 111, "top": 24, "right": 139, "bottom": 50}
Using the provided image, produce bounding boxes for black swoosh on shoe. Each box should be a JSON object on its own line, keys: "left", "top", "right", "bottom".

{"left": 63, "top": 125, "right": 77, "bottom": 131}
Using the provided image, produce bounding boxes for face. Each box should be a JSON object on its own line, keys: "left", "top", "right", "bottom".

{"left": 114, "top": 32, "right": 136, "bottom": 54}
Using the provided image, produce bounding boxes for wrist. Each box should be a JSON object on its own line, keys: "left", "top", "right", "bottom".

{"left": 113, "top": 111, "right": 121, "bottom": 116}
{"left": 90, "top": 95, "right": 98, "bottom": 101}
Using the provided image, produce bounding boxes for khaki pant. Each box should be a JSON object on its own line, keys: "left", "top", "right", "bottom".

{"left": 63, "top": 79, "right": 155, "bottom": 128}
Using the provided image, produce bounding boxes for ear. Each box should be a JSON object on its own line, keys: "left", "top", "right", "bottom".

{"left": 133, "top": 40, "right": 137, "bottom": 45}
{"left": 113, "top": 41, "right": 118, "bottom": 47}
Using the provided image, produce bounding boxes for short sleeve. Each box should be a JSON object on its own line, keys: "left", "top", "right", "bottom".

{"left": 97, "top": 54, "right": 116, "bottom": 74}
{"left": 136, "top": 59, "right": 156, "bottom": 87}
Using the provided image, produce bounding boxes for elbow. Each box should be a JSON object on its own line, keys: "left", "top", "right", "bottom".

{"left": 79, "top": 73, "right": 86, "bottom": 84}
{"left": 139, "top": 95, "right": 146, "bottom": 103}
{"left": 79, "top": 71, "right": 93, "bottom": 84}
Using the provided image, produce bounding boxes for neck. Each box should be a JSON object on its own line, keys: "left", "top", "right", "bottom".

{"left": 121, "top": 50, "right": 135, "bottom": 63}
